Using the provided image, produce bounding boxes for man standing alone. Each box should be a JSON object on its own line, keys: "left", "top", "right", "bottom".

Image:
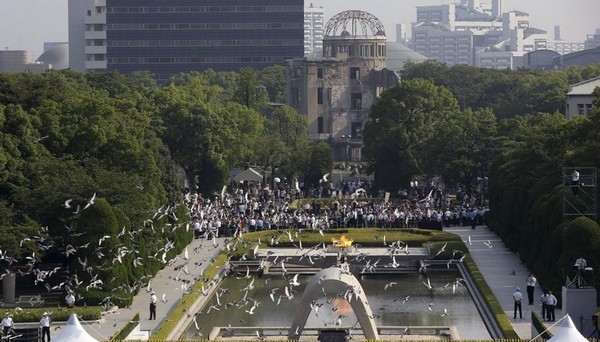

{"left": 513, "top": 287, "right": 523, "bottom": 319}
{"left": 149, "top": 291, "right": 158, "bottom": 320}
{"left": 526, "top": 274, "right": 536, "bottom": 305}
{"left": 40, "top": 312, "right": 51, "bottom": 342}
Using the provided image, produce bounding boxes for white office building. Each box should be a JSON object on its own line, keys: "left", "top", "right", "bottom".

{"left": 304, "top": 3, "right": 324, "bottom": 57}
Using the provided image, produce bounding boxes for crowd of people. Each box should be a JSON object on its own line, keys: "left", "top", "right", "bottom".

{"left": 185, "top": 178, "right": 488, "bottom": 238}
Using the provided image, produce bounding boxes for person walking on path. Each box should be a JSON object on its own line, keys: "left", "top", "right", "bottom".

{"left": 149, "top": 291, "right": 158, "bottom": 320}
{"left": 526, "top": 274, "right": 536, "bottom": 305}
{"left": 39, "top": 312, "right": 51, "bottom": 342}
{"left": 546, "top": 290, "right": 557, "bottom": 321}
{"left": 513, "top": 287, "right": 523, "bottom": 319}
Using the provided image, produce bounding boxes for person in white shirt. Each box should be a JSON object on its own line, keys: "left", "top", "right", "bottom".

{"left": 1, "top": 313, "right": 14, "bottom": 336}
{"left": 526, "top": 274, "right": 536, "bottom": 305}
{"left": 149, "top": 291, "right": 158, "bottom": 320}
{"left": 512, "top": 288, "right": 523, "bottom": 319}
{"left": 39, "top": 312, "right": 51, "bottom": 342}
{"left": 546, "top": 290, "right": 557, "bottom": 321}
{"left": 65, "top": 291, "right": 75, "bottom": 308}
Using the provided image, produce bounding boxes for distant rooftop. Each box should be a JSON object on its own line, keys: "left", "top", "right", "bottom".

{"left": 567, "top": 76, "right": 600, "bottom": 96}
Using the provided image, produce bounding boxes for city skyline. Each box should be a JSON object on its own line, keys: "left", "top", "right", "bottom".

{"left": 0, "top": 0, "right": 599, "bottom": 59}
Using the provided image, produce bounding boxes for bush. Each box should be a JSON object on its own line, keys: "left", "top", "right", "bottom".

{"left": 4, "top": 306, "right": 102, "bottom": 322}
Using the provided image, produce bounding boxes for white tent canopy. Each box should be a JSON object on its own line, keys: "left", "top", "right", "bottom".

{"left": 233, "top": 167, "right": 263, "bottom": 183}
{"left": 547, "top": 314, "right": 589, "bottom": 342}
{"left": 51, "top": 313, "right": 99, "bottom": 342}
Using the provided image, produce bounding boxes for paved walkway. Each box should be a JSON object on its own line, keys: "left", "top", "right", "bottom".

{"left": 78, "top": 236, "right": 228, "bottom": 341}
{"left": 445, "top": 224, "right": 546, "bottom": 339}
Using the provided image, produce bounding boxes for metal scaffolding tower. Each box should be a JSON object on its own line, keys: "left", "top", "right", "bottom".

{"left": 562, "top": 167, "right": 597, "bottom": 222}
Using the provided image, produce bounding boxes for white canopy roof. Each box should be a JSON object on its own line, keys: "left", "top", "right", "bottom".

{"left": 547, "top": 314, "right": 589, "bottom": 342}
{"left": 51, "top": 313, "right": 99, "bottom": 342}
{"left": 233, "top": 168, "right": 262, "bottom": 182}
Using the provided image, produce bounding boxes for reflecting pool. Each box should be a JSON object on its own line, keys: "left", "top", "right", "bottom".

{"left": 183, "top": 271, "right": 489, "bottom": 340}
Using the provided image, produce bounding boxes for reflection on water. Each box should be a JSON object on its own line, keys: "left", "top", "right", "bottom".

{"left": 184, "top": 271, "right": 489, "bottom": 340}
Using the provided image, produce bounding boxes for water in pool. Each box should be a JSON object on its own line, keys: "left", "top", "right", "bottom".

{"left": 184, "top": 271, "right": 489, "bottom": 339}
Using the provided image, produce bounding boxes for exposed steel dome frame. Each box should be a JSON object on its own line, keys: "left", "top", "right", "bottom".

{"left": 324, "top": 10, "right": 386, "bottom": 37}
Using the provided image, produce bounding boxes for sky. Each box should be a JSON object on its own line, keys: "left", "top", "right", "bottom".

{"left": 0, "top": 0, "right": 599, "bottom": 59}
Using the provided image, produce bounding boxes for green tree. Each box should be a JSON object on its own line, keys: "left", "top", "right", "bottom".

{"left": 424, "top": 108, "right": 497, "bottom": 192}
{"left": 559, "top": 217, "right": 600, "bottom": 288}
{"left": 260, "top": 105, "right": 309, "bottom": 182}
{"left": 303, "top": 142, "right": 334, "bottom": 189}
{"left": 233, "top": 67, "right": 269, "bottom": 111}
{"left": 363, "top": 78, "right": 459, "bottom": 191}
{"left": 258, "top": 65, "right": 287, "bottom": 103}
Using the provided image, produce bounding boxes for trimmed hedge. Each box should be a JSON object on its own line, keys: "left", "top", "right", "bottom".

{"left": 464, "top": 255, "right": 519, "bottom": 339}
{"left": 228, "top": 227, "right": 463, "bottom": 260}
{"left": 2, "top": 306, "right": 102, "bottom": 322}
{"left": 531, "top": 311, "right": 553, "bottom": 340}
{"left": 111, "top": 312, "right": 140, "bottom": 341}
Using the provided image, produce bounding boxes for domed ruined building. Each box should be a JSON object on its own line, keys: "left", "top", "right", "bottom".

{"left": 286, "top": 10, "right": 400, "bottom": 161}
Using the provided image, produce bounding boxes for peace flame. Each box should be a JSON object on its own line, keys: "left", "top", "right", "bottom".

{"left": 331, "top": 235, "right": 353, "bottom": 247}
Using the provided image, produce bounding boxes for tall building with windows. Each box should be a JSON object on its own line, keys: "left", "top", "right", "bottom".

{"left": 69, "top": 0, "right": 304, "bottom": 82}
{"left": 304, "top": 3, "right": 324, "bottom": 57}
{"left": 585, "top": 28, "right": 600, "bottom": 49}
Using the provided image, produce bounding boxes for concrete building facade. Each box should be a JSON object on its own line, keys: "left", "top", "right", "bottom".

{"left": 287, "top": 10, "right": 400, "bottom": 161}
{"left": 585, "top": 28, "right": 600, "bottom": 49}
{"left": 68, "top": 0, "right": 304, "bottom": 81}
{"left": 565, "top": 76, "right": 600, "bottom": 120}
{"left": 409, "top": 1, "right": 587, "bottom": 69}
{"left": 0, "top": 50, "right": 51, "bottom": 73}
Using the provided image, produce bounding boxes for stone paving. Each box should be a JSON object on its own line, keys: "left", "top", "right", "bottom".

{"left": 80, "top": 236, "right": 228, "bottom": 341}
{"left": 444, "top": 224, "right": 544, "bottom": 339}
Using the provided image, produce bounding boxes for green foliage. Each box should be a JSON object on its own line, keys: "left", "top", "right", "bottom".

{"left": 401, "top": 60, "right": 600, "bottom": 119}
{"left": 363, "top": 78, "right": 460, "bottom": 191}
{"left": 233, "top": 67, "right": 269, "bottom": 111}
{"left": 4, "top": 307, "right": 102, "bottom": 322}
{"left": 258, "top": 65, "right": 287, "bottom": 103}
{"left": 303, "top": 142, "right": 334, "bottom": 188}
{"left": 111, "top": 313, "right": 140, "bottom": 341}
{"left": 258, "top": 105, "right": 309, "bottom": 182}
{"left": 486, "top": 107, "right": 600, "bottom": 301}
{"left": 463, "top": 256, "right": 520, "bottom": 339}
{"left": 559, "top": 217, "right": 600, "bottom": 285}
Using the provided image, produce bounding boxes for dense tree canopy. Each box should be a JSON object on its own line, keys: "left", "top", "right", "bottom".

{"left": 401, "top": 61, "right": 600, "bottom": 119}
{"left": 366, "top": 64, "right": 600, "bottom": 298}
{"left": 0, "top": 67, "right": 306, "bottom": 303}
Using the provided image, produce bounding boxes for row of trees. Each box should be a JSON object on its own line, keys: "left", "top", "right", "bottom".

{"left": 0, "top": 67, "right": 331, "bottom": 302}
{"left": 364, "top": 63, "right": 600, "bottom": 299}
{"left": 401, "top": 60, "right": 600, "bottom": 119}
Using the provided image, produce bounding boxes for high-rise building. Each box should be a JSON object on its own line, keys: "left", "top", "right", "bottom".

{"left": 585, "top": 28, "right": 600, "bottom": 49}
{"left": 69, "top": 0, "right": 304, "bottom": 82}
{"left": 304, "top": 3, "right": 324, "bottom": 57}
{"left": 395, "top": 24, "right": 408, "bottom": 44}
